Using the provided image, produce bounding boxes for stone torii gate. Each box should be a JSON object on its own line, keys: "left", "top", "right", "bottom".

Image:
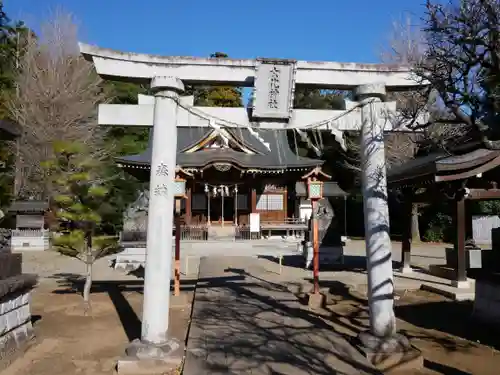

{"left": 80, "top": 43, "right": 426, "bottom": 369}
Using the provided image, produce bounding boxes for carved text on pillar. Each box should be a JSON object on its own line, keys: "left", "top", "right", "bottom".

{"left": 156, "top": 162, "right": 169, "bottom": 177}
{"left": 153, "top": 184, "right": 169, "bottom": 197}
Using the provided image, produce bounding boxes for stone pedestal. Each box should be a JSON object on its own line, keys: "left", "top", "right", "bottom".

{"left": 356, "top": 331, "right": 423, "bottom": 373}
{"left": 305, "top": 292, "right": 326, "bottom": 309}
{"left": 451, "top": 279, "right": 471, "bottom": 289}
{"left": 398, "top": 266, "right": 413, "bottom": 274}
{"left": 117, "top": 339, "right": 183, "bottom": 375}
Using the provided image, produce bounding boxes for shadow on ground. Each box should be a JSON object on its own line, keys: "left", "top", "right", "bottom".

{"left": 258, "top": 254, "right": 403, "bottom": 272}
{"left": 48, "top": 274, "right": 198, "bottom": 342}
{"left": 183, "top": 264, "right": 381, "bottom": 375}
{"left": 45, "top": 263, "right": 500, "bottom": 375}
{"left": 307, "top": 279, "right": 500, "bottom": 375}
{"left": 396, "top": 299, "right": 500, "bottom": 352}
{"left": 305, "top": 277, "right": 500, "bottom": 348}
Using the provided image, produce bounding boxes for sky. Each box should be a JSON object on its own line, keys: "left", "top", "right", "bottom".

{"left": 6, "top": 0, "right": 428, "bottom": 63}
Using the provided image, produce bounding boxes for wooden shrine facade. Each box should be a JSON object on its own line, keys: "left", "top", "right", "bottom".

{"left": 117, "top": 127, "right": 347, "bottom": 226}
{"left": 388, "top": 141, "right": 500, "bottom": 286}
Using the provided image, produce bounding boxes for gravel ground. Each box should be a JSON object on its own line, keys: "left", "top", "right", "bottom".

{"left": 16, "top": 239, "right": 449, "bottom": 285}
{"left": 17, "top": 251, "right": 138, "bottom": 283}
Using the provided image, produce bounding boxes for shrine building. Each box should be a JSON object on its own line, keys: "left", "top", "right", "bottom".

{"left": 116, "top": 126, "right": 347, "bottom": 227}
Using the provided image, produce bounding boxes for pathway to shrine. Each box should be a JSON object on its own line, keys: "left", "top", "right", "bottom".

{"left": 183, "top": 256, "right": 376, "bottom": 375}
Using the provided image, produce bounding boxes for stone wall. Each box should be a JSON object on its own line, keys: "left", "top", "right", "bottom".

{"left": 0, "top": 291, "right": 34, "bottom": 368}
{"left": 0, "top": 245, "right": 37, "bottom": 369}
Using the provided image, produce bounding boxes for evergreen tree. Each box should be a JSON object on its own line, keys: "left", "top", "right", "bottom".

{"left": 0, "top": 6, "right": 29, "bottom": 206}
{"left": 43, "top": 141, "right": 118, "bottom": 313}
{"left": 99, "top": 81, "right": 149, "bottom": 233}
{"left": 293, "top": 88, "right": 346, "bottom": 110}
{"left": 191, "top": 52, "right": 243, "bottom": 107}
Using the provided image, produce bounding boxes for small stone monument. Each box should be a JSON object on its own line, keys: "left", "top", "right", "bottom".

{"left": 122, "top": 190, "right": 149, "bottom": 242}
{"left": 316, "top": 198, "right": 343, "bottom": 248}
{"left": 114, "top": 191, "right": 150, "bottom": 271}
{"left": 304, "top": 198, "right": 344, "bottom": 268}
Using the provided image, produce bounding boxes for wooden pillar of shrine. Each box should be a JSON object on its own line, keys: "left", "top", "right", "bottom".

{"left": 251, "top": 188, "right": 257, "bottom": 213}
{"left": 185, "top": 186, "right": 192, "bottom": 224}
{"left": 455, "top": 195, "right": 467, "bottom": 286}
{"left": 283, "top": 187, "right": 288, "bottom": 220}
{"left": 400, "top": 197, "right": 412, "bottom": 273}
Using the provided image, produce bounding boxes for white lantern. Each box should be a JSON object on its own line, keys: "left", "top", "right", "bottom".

{"left": 307, "top": 179, "right": 323, "bottom": 200}
{"left": 173, "top": 177, "right": 186, "bottom": 198}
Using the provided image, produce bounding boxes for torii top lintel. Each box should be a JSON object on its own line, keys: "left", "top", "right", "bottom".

{"left": 79, "top": 43, "right": 423, "bottom": 90}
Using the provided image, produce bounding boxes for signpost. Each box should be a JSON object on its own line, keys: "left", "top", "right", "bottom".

{"left": 250, "top": 212, "right": 260, "bottom": 233}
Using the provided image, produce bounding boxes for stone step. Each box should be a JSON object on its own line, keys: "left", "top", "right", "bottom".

{"left": 207, "top": 226, "right": 235, "bottom": 240}
{"left": 428, "top": 264, "right": 455, "bottom": 280}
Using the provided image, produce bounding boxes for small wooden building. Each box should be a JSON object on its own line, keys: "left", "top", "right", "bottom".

{"left": 8, "top": 200, "right": 50, "bottom": 251}
{"left": 388, "top": 141, "right": 500, "bottom": 285}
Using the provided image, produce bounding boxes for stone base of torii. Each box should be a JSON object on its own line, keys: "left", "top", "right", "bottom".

{"left": 79, "top": 44, "right": 425, "bottom": 373}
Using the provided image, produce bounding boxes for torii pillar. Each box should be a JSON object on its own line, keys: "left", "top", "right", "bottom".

{"left": 358, "top": 84, "right": 396, "bottom": 338}
{"left": 119, "top": 77, "right": 184, "bottom": 372}
{"left": 356, "top": 83, "right": 420, "bottom": 369}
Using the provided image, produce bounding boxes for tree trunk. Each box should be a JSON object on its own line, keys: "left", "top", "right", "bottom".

{"left": 83, "top": 259, "right": 92, "bottom": 315}
{"left": 83, "top": 231, "right": 93, "bottom": 315}
{"left": 411, "top": 203, "right": 421, "bottom": 243}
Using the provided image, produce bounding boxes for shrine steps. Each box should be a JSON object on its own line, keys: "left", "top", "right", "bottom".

{"left": 207, "top": 225, "right": 235, "bottom": 241}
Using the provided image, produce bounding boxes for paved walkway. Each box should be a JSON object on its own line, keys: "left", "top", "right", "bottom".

{"left": 115, "top": 238, "right": 449, "bottom": 272}
{"left": 183, "top": 256, "right": 380, "bottom": 375}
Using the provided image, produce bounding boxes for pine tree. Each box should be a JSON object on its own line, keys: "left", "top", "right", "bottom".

{"left": 43, "top": 141, "right": 118, "bottom": 314}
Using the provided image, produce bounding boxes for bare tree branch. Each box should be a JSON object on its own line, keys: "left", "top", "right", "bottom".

{"left": 341, "top": 14, "right": 426, "bottom": 172}
{"left": 7, "top": 10, "right": 107, "bottom": 199}
{"left": 415, "top": 0, "right": 500, "bottom": 148}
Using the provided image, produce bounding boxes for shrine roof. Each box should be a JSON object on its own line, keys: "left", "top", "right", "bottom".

{"left": 295, "top": 181, "right": 348, "bottom": 197}
{"left": 116, "top": 127, "right": 323, "bottom": 171}
{"left": 388, "top": 145, "right": 500, "bottom": 186}
{"left": 8, "top": 200, "right": 49, "bottom": 213}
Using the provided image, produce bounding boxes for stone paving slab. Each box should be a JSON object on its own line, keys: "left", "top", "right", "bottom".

{"left": 183, "top": 256, "right": 380, "bottom": 375}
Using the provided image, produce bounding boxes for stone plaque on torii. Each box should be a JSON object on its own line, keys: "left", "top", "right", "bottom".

{"left": 80, "top": 43, "right": 428, "bottom": 371}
